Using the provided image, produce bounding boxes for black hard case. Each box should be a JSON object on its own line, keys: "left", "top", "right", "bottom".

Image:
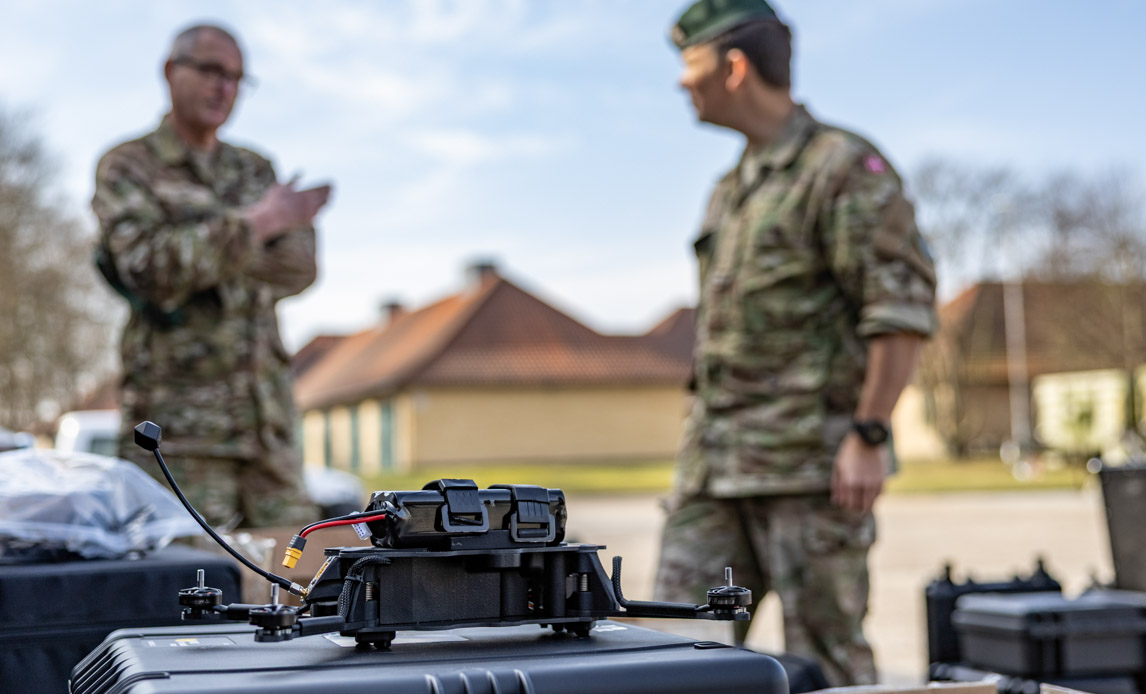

{"left": 768, "top": 650, "right": 831, "bottom": 693}
{"left": 1099, "top": 465, "right": 1146, "bottom": 592}
{"left": 952, "top": 592, "right": 1146, "bottom": 678}
{"left": 923, "top": 561, "right": 1061, "bottom": 666}
{"left": 0, "top": 545, "right": 240, "bottom": 694}
{"left": 70, "top": 620, "right": 788, "bottom": 694}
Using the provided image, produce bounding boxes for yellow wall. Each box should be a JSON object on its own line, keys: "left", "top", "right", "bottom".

{"left": 328, "top": 406, "right": 352, "bottom": 471}
{"left": 300, "top": 396, "right": 416, "bottom": 473}
{"left": 357, "top": 399, "right": 382, "bottom": 474}
{"left": 301, "top": 410, "right": 326, "bottom": 469}
{"left": 891, "top": 384, "right": 947, "bottom": 461}
{"left": 408, "top": 386, "right": 688, "bottom": 464}
{"left": 302, "top": 384, "right": 943, "bottom": 471}
{"left": 1033, "top": 369, "right": 1128, "bottom": 454}
{"left": 394, "top": 393, "right": 415, "bottom": 470}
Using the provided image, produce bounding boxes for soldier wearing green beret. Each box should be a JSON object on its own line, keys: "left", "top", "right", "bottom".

{"left": 92, "top": 24, "right": 331, "bottom": 529}
{"left": 654, "top": 0, "right": 937, "bottom": 685}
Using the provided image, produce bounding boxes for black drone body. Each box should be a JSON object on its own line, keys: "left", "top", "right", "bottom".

{"left": 134, "top": 421, "right": 751, "bottom": 647}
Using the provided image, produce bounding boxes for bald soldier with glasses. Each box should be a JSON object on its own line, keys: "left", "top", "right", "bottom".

{"left": 93, "top": 24, "right": 331, "bottom": 529}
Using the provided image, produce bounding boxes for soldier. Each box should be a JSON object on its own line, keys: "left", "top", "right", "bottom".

{"left": 92, "top": 24, "right": 331, "bottom": 528}
{"left": 654, "top": 0, "right": 937, "bottom": 685}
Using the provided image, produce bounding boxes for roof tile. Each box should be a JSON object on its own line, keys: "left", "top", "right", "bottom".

{"left": 294, "top": 276, "right": 692, "bottom": 410}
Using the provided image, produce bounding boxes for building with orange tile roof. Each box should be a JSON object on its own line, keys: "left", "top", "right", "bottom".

{"left": 920, "top": 280, "right": 1146, "bottom": 455}
{"left": 293, "top": 263, "right": 694, "bottom": 472}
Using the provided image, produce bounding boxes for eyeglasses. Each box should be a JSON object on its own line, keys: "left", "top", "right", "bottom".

{"left": 173, "top": 57, "right": 256, "bottom": 89}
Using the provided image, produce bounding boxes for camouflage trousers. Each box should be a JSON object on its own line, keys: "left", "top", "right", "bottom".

{"left": 121, "top": 439, "right": 319, "bottom": 530}
{"left": 653, "top": 493, "right": 877, "bottom": 686}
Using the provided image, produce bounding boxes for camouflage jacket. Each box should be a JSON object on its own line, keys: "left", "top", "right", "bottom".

{"left": 92, "top": 116, "right": 315, "bottom": 459}
{"left": 681, "top": 104, "right": 937, "bottom": 497}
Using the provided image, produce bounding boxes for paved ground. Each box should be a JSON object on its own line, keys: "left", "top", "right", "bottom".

{"left": 563, "top": 485, "right": 1113, "bottom": 685}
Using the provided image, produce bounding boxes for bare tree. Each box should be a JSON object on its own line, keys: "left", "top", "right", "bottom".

{"left": 911, "top": 156, "right": 1035, "bottom": 288}
{"left": 910, "top": 158, "right": 1034, "bottom": 455}
{"left": 0, "top": 107, "right": 119, "bottom": 432}
{"left": 1031, "top": 169, "right": 1146, "bottom": 283}
{"left": 1029, "top": 169, "right": 1146, "bottom": 437}
{"left": 910, "top": 157, "right": 1146, "bottom": 456}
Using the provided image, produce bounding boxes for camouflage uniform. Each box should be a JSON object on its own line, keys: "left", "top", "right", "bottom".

{"left": 654, "top": 104, "right": 937, "bottom": 685}
{"left": 92, "top": 115, "right": 318, "bottom": 529}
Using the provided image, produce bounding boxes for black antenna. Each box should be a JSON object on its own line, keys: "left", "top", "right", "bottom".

{"left": 133, "top": 421, "right": 306, "bottom": 596}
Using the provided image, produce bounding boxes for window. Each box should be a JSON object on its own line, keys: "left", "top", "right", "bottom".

{"left": 381, "top": 400, "right": 393, "bottom": 471}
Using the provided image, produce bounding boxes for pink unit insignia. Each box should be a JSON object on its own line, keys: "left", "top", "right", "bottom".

{"left": 863, "top": 155, "right": 886, "bottom": 174}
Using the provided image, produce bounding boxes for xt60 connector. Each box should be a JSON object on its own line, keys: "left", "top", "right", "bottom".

{"left": 282, "top": 534, "right": 307, "bottom": 569}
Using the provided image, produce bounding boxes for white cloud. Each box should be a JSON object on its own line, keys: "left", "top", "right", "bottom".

{"left": 241, "top": 0, "right": 594, "bottom": 59}
{"left": 406, "top": 0, "right": 524, "bottom": 44}
{"left": 408, "top": 128, "right": 570, "bottom": 165}
{"left": 382, "top": 167, "right": 471, "bottom": 228}
{"left": 304, "top": 64, "right": 445, "bottom": 117}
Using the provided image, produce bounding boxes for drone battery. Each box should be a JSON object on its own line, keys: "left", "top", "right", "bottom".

{"left": 71, "top": 620, "right": 787, "bottom": 694}
{"left": 0, "top": 545, "right": 240, "bottom": 694}
{"left": 367, "top": 479, "right": 568, "bottom": 550}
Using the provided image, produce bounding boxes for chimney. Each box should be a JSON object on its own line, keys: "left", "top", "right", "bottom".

{"left": 465, "top": 259, "right": 499, "bottom": 291}
{"left": 379, "top": 298, "right": 405, "bottom": 326}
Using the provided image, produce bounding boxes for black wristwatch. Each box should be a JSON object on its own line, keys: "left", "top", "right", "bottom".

{"left": 851, "top": 419, "right": 890, "bottom": 446}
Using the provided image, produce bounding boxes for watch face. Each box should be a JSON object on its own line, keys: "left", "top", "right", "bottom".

{"left": 855, "top": 421, "right": 889, "bottom": 445}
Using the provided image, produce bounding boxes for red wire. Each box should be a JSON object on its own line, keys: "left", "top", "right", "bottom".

{"left": 300, "top": 513, "right": 386, "bottom": 538}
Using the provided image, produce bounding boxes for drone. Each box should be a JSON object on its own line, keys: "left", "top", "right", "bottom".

{"left": 135, "top": 421, "right": 752, "bottom": 648}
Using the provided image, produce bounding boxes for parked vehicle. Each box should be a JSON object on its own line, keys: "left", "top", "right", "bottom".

{"left": 53, "top": 409, "right": 365, "bottom": 515}
{"left": 55, "top": 409, "right": 120, "bottom": 457}
{"left": 0, "top": 427, "right": 34, "bottom": 453}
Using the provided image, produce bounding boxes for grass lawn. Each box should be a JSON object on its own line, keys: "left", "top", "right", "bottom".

{"left": 359, "top": 456, "right": 1093, "bottom": 496}
{"left": 885, "top": 456, "right": 1091, "bottom": 493}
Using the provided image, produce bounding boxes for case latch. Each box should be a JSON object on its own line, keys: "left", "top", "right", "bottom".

{"left": 491, "top": 484, "right": 555, "bottom": 542}
{"left": 425, "top": 479, "right": 488, "bottom": 533}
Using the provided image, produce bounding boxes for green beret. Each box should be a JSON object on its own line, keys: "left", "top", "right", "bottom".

{"left": 670, "top": 0, "right": 778, "bottom": 50}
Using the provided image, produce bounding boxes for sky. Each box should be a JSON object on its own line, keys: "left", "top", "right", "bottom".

{"left": 2, "top": 0, "right": 1144, "bottom": 351}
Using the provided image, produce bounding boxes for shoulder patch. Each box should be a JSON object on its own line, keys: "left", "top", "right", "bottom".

{"left": 863, "top": 154, "right": 887, "bottom": 174}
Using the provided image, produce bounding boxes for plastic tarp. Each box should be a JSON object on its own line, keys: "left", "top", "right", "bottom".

{"left": 0, "top": 449, "right": 202, "bottom": 561}
{"left": 304, "top": 466, "right": 365, "bottom": 511}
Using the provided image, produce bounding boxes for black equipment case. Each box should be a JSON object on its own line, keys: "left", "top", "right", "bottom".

{"left": 0, "top": 545, "right": 240, "bottom": 694}
{"left": 70, "top": 620, "right": 787, "bottom": 694}
{"left": 1099, "top": 465, "right": 1146, "bottom": 592}
{"left": 768, "top": 650, "right": 831, "bottom": 693}
{"left": 952, "top": 592, "right": 1146, "bottom": 678}
{"left": 924, "top": 560, "right": 1062, "bottom": 666}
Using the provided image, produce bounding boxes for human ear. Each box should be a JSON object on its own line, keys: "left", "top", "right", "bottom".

{"left": 724, "top": 48, "right": 749, "bottom": 91}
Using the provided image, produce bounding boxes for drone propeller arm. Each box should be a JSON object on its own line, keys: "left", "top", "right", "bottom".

{"left": 296, "top": 615, "right": 349, "bottom": 638}
{"left": 610, "top": 556, "right": 705, "bottom": 619}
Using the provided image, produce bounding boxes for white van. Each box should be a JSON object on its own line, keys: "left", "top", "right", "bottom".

{"left": 55, "top": 409, "right": 120, "bottom": 457}
{"left": 54, "top": 408, "right": 364, "bottom": 515}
